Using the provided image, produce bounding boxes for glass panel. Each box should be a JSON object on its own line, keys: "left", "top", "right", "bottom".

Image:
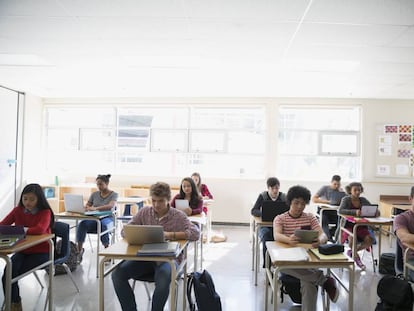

{"left": 190, "top": 131, "right": 225, "bottom": 152}
{"left": 47, "top": 129, "right": 79, "bottom": 151}
{"left": 118, "top": 107, "right": 188, "bottom": 128}
{"left": 80, "top": 129, "right": 115, "bottom": 150}
{"left": 47, "top": 107, "right": 115, "bottom": 127}
{"left": 278, "top": 131, "right": 318, "bottom": 155}
{"left": 228, "top": 131, "right": 264, "bottom": 154}
{"left": 321, "top": 133, "right": 358, "bottom": 154}
{"left": 151, "top": 130, "right": 187, "bottom": 152}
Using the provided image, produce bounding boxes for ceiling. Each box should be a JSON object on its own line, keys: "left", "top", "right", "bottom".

{"left": 1, "top": 0, "right": 414, "bottom": 99}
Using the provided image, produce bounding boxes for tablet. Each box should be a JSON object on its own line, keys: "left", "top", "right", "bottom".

{"left": 294, "top": 229, "right": 319, "bottom": 243}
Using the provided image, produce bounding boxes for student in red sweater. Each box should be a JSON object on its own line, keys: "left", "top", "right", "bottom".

{"left": 0, "top": 183, "right": 55, "bottom": 311}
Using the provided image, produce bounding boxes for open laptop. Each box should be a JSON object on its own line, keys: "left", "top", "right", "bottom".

{"left": 63, "top": 194, "right": 85, "bottom": 214}
{"left": 0, "top": 225, "right": 26, "bottom": 249}
{"left": 294, "top": 229, "right": 319, "bottom": 243}
{"left": 261, "top": 201, "right": 289, "bottom": 222}
{"left": 360, "top": 204, "right": 379, "bottom": 218}
{"left": 123, "top": 225, "right": 165, "bottom": 245}
{"left": 329, "top": 191, "right": 347, "bottom": 206}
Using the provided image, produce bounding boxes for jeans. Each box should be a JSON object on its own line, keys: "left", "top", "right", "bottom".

{"left": 76, "top": 217, "right": 113, "bottom": 246}
{"left": 2, "top": 252, "right": 49, "bottom": 303}
{"left": 259, "top": 227, "right": 274, "bottom": 268}
{"left": 319, "top": 209, "right": 338, "bottom": 241}
{"left": 111, "top": 260, "right": 176, "bottom": 311}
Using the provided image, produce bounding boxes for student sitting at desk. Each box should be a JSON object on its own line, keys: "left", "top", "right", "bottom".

{"left": 312, "top": 174, "right": 346, "bottom": 242}
{"left": 338, "top": 182, "right": 377, "bottom": 270}
{"left": 170, "top": 177, "right": 203, "bottom": 216}
{"left": 0, "top": 183, "right": 55, "bottom": 311}
{"left": 191, "top": 172, "right": 213, "bottom": 214}
{"left": 273, "top": 185, "right": 339, "bottom": 310}
{"left": 394, "top": 186, "right": 414, "bottom": 281}
{"left": 76, "top": 174, "right": 118, "bottom": 262}
{"left": 111, "top": 182, "right": 200, "bottom": 311}
{"left": 251, "top": 177, "right": 287, "bottom": 268}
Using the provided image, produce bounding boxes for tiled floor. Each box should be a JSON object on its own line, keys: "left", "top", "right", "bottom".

{"left": 0, "top": 224, "right": 396, "bottom": 310}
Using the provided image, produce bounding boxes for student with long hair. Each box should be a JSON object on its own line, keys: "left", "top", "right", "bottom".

{"left": 0, "top": 183, "right": 55, "bottom": 311}
{"left": 170, "top": 177, "right": 203, "bottom": 216}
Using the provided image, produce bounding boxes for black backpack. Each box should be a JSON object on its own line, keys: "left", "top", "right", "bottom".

{"left": 376, "top": 274, "right": 414, "bottom": 311}
{"left": 279, "top": 273, "right": 302, "bottom": 304}
{"left": 378, "top": 253, "right": 396, "bottom": 276}
{"left": 54, "top": 240, "right": 79, "bottom": 275}
{"left": 187, "top": 270, "right": 222, "bottom": 311}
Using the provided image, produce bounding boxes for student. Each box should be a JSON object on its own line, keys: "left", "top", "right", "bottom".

{"left": 111, "top": 182, "right": 200, "bottom": 311}
{"left": 393, "top": 186, "right": 414, "bottom": 280}
{"left": 338, "top": 182, "right": 377, "bottom": 270}
{"left": 251, "top": 177, "right": 287, "bottom": 268}
{"left": 0, "top": 183, "right": 55, "bottom": 311}
{"left": 273, "top": 185, "right": 339, "bottom": 310}
{"left": 170, "top": 177, "right": 203, "bottom": 216}
{"left": 312, "top": 175, "right": 346, "bottom": 241}
{"left": 191, "top": 172, "right": 213, "bottom": 214}
{"left": 76, "top": 174, "right": 118, "bottom": 262}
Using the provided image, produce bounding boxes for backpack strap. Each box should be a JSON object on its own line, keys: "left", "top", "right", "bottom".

{"left": 186, "top": 273, "right": 196, "bottom": 311}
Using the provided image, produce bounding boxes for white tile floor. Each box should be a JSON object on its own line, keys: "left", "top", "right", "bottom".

{"left": 0, "top": 225, "right": 397, "bottom": 311}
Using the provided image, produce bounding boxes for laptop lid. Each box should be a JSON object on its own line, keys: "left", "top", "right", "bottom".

{"left": 261, "top": 201, "right": 289, "bottom": 222}
{"left": 123, "top": 225, "right": 165, "bottom": 245}
{"left": 63, "top": 194, "right": 85, "bottom": 214}
{"left": 329, "top": 191, "right": 346, "bottom": 206}
{"left": 0, "top": 225, "right": 26, "bottom": 249}
{"left": 360, "top": 205, "right": 378, "bottom": 218}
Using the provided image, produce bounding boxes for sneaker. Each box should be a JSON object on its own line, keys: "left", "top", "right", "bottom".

{"left": 323, "top": 276, "right": 339, "bottom": 303}
{"left": 77, "top": 248, "right": 85, "bottom": 264}
{"left": 354, "top": 256, "right": 366, "bottom": 270}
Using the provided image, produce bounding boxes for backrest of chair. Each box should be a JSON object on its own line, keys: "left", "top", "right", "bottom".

{"left": 396, "top": 238, "right": 404, "bottom": 273}
{"left": 54, "top": 221, "right": 70, "bottom": 263}
{"left": 123, "top": 204, "right": 132, "bottom": 216}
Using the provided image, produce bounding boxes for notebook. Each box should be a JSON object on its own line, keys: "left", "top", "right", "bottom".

{"left": 123, "top": 225, "right": 165, "bottom": 245}
{"left": 261, "top": 201, "right": 289, "bottom": 222}
{"left": 269, "top": 246, "right": 309, "bottom": 261}
{"left": 0, "top": 225, "right": 26, "bottom": 249}
{"left": 360, "top": 205, "right": 378, "bottom": 218}
{"left": 136, "top": 241, "right": 179, "bottom": 257}
{"left": 63, "top": 194, "right": 85, "bottom": 214}
{"left": 294, "top": 229, "right": 319, "bottom": 243}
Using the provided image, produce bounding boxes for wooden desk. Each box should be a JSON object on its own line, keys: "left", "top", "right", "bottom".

{"left": 55, "top": 211, "right": 116, "bottom": 278}
{"left": 98, "top": 239, "right": 189, "bottom": 311}
{"left": 379, "top": 195, "right": 410, "bottom": 219}
{"left": 339, "top": 215, "right": 393, "bottom": 269}
{"left": 264, "top": 241, "right": 354, "bottom": 311}
{"left": 0, "top": 234, "right": 54, "bottom": 311}
{"left": 251, "top": 216, "right": 273, "bottom": 285}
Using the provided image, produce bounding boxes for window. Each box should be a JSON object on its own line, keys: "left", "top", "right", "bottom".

{"left": 278, "top": 106, "right": 361, "bottom": 181}
{"left": 44, "top": 105, "right": 265, "bottom": 178}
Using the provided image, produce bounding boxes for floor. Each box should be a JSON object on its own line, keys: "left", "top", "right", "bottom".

{"left": 0, "top": 224, "right": 396, "bottom": 311}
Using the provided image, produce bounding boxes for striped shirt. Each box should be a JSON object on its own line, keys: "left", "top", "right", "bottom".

{"left": 274, "top": 211, "right": 320, "bottom": 236}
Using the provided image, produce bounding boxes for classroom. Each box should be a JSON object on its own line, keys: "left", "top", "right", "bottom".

{"left": 1, "top": 1, "right": 414, "bottom": 310}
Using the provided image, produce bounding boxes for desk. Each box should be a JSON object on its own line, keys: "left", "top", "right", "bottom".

{"left": 339, "top": 215, "right": 393, "bottom": 269}
{"left": 98, "top": 239, "right": 189, "bottom": 311}
{"left": 379, "top": 195, "right": 410, "bottom": 219}
{"left": 0, "top": 234, "right": 54, "bottom": 311}
{"left": 264, "top": 241, "right": 354, "bottom": 311}
{"left": 203, "top": 199, "right": 214, "bottom": 243}
{"left": 251, "top": 216, "right": 273, "bottom": 285}
{"left": 55, "top": 211, "right": 116, "bottom": 278}
{"left": 188, "top": 213, "right": 207, "bottom": 271}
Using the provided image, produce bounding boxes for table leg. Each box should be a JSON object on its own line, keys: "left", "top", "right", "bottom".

{"left": 255, "top": 225, "right": 260, "bottom": 285}
{"left": 3, "top": 256, "right": 12, "bottom": 311}
{"left": 348, "top": 263, "right": 355, "bottom": 311}
{"left": 99, "top": 257, "right": 106, "bottom": 311}
{"left": 96, "top": 218, "right": 101, "bottom": 278}
{"left": 169, "top": 261, "right": 177, "bottom": 311}
{"left": 48, "top": 239, "right": 54, "bottom": 311}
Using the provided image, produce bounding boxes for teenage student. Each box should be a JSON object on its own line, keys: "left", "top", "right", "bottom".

{"left": 312, "top": 175, "right": 346, "bottom": 241}
{"left": 0, "top": 183, "right": 55, "bottom": 311}
{"left": 76, "top": 174, "right": 118, "bottom": 262}
{"left": 170, "top": 177, "right": 203, "bottom": 216}
{"left": 393, "top": 186, "right": 414, "bottom": 280}
{"left": 338, "top": 181, "right": 377, "bottom": 270}
{"left": 191, "top": 172, "right": 213, "bottom": 214}
{"left": 273, "top": 185, "right": 339, "bottom": 310}
{"left": 251, "top": 177, "right": 287, "bottom": 268}
{"left": 111, "top": 182, "right": 200, "bottom": 311}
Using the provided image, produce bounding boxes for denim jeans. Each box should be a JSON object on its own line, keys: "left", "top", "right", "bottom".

{"left": 2, "top": 252, "right": 49, "bottom": 303}
{"left": 111, "top": 260, "right": 176, "bottom": 311}
{"left": 76, "top": 217, "right": 113, "bottom": 246}
{"left": 259, "top": 227, "right": 274, "bottom": 268}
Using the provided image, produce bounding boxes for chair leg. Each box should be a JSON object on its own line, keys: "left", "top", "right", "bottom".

{"left": 62, "top": 263, "right": 80, "bottom": 292}
{"left": 87, "top": 234, "right": 94, "bottom": 253}
{"left": 33, "top": 271, "right": 44, "bottom": 289}
{"left": 131, "top": 279, "right": 152, "bottom": 300}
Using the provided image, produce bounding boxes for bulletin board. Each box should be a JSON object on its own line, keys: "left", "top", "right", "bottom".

{"left": 376, "top": 124, "right": 414, "bottom": 178}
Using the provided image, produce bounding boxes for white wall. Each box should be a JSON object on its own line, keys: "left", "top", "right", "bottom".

{"left": 19, "top": 97, "right": 414, "bottom": 224}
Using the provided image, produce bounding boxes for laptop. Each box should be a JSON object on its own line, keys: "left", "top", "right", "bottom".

{"left": 360, "top": 205, "right": 379, "bottom": 218}
{"left": 63, "top": 194, "right": 85, "bottom": 214}
{"left": 294, "top": 229, "right": 319, "bottom": 243}
{"left": 329, "top": 191, "right": 346, "bottom": 206}
{"left": 261, "top": 201, "right": 289, "bottom": 222}
{"left": 123, "top": 225, "right": 165, "bottom": 245}
{"left": 0, "top": 225, "right": 26, "bottom": 249}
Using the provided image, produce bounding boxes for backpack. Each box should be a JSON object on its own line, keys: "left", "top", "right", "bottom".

{"left": 187, "top": 270, "right": 222, "bottom": 311}
{"left": 279, "top": 273, "right": 302, "bottom": 304}
{"left": 379, "top": 253, "right": 396, "bottom": 275}
{"left": 54, "top": 240, "right": 79, "bottom": 275}
{"left": 376, "top": 274, "right": 414, "bottom": 311}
